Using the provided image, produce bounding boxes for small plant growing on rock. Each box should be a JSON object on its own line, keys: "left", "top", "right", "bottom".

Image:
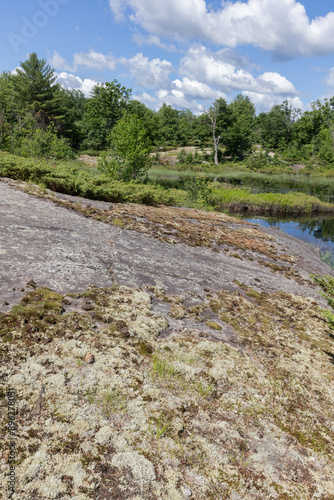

{"left": 86, "top": 388, "right": 127, "bottom": 416}
{"left": 196, "top": 380, "right": 215, "bottom": 398}
{"left": 151, "top": 356, "right": 179, "bottom": 381}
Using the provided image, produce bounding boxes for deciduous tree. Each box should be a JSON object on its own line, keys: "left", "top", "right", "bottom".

{"left": 98, "top": 112, "right": 152, "bottom": 181}
{"left": 82, "top": 80, "right": 131, "bottom": 150}
{"left": 224, "top": 95, "right": 255, "bottom": 159}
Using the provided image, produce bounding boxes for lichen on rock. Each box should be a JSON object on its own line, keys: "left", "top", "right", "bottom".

{"left": 1, "top": 180, "right": 334, "bottom": 498}
{"left": 1, "top": 281, "right": 334, "bottom": 499}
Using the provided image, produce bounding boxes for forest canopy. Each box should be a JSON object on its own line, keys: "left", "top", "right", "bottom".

{"left": 1, "top": 53, "right": 334, "bottom": 167}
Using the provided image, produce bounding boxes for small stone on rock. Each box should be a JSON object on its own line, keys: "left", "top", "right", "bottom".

{"left": 84, "top": 353, "right": 95, "bottom": 364}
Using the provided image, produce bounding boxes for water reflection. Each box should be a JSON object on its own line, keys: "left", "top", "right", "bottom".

{"left": 243, "top": 215, "right": 334, "bottom": 268}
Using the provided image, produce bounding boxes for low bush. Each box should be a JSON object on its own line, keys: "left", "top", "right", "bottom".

{"left": 184, "top": 175, "right": 212, "bottom": 207}
{"left": 0, "top": 152, "right": 187, "bottom": 206}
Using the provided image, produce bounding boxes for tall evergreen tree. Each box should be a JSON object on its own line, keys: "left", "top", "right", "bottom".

{"left": 10, "top": 53, "right": 64, "bottom": 130}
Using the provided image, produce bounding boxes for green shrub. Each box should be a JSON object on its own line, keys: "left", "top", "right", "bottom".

{"left": 0, "top": 152, "right": 186, "bottom": 207}
{"left": 311, "top": 274, "right": 334, "bottom": 330}
{"left": 311, "top": 274, "right": 334, "bottom": 309}
{"left": 98, "top": 113, "right": 152, "bottom": 182}
{"left": 184, "top": 174, "right": 212, "bottom": 207}
{"left": 17, "top": 126, "right": 74, "bottom": 160}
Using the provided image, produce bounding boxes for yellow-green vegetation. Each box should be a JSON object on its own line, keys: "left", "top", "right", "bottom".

{"left": 210, "top": 184, "right": 334, "bottom": 214}
{"left": 86, "top": 388, "right": 128, "bottom": 416}
{"left": 1, "top": 282, "right": 334, "bottom": 498}
{"left": 312, "top": 273, "right": 334, "bottom": 308}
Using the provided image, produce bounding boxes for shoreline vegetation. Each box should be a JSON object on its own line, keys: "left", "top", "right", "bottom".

{"left": 210, "top": 187, "right": 334, "bottom": 215}
{"left": 1, "top": 152, "right": 334, "bottom": 216}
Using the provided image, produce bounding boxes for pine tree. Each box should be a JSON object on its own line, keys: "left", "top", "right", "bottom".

{"left": 11, "top": 53, "right": 64, "bottom": 129}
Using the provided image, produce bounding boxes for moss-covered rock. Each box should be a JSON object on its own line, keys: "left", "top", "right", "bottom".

{"left": 1, "top": 282, "right": 334, "bottom": 499}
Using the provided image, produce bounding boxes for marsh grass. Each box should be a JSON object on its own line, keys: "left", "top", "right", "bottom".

{"left": 196, "top": 381, "right": 215, "bottom": 398}
{"left": 213, "top": 170, "right": 334, "bottom": 195}
{"left": 229, "top": 450, "right": 251, "bottom": 468}
{"left": 149, "top": 164, "right": 334, "bottom": 211}
{"left": 148, "top": 414, "right": 171, "bottom": 439}
{"left": 112, "top": 217, "right": 124, "bottom": 227}
{"left": 150, "top": 157, "right": 334, "bottom": 185}
{"left": 151, "top": 354, "right": 216, "bottom": 400}
{"left": 210, "top": 186, "right": 334, "bottom": 215}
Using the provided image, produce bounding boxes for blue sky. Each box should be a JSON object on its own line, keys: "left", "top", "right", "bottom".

{"left": 1, "top": 0, "right": 334, "bottom": 114}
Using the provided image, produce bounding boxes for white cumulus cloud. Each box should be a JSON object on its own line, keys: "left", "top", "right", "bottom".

{"left": 173, "top": 77, "right": 226, "bottom": 100}
{"left": 51, "top": 46, "right": 301, "bottom": 113}
{"left": 134, "top": 89, "right": 204, "bottom": 112}
{"left": 50, "top": 50, "right": 116, "bottom": 73}
{"left": 243, "top": 92, "right": 303, "bottom": 113}
{"left": 325, "top": 67, "right": 334, "bottom": 89}
{"left": 73, "top": 50, "right": 116, "bottom": 71}
{"left": 55, "top": 72, "right": 99, "bottom": 97}
{"left": 49, "top": 51, "right": 76, "bottom": 72}
{"left": 257, "top": 73, "right": 297, "bottom": 95}
{"left": 109, "top": 0, "right": 334, "bottom": 58}
{"left": 119, "top": 53, "right": 173, "bottom": 88}
{"left": 180, "top": 45, "right": 257, "bottom": 93}
{"left": 180, "top": 46, "right": 298, "bottom": 97}
{"left": 132, "top": 32, "right": 178, "bottom": 52}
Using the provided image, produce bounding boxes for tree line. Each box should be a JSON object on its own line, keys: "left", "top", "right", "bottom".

{"left": 1, "top": 53, "right": 334, "bottom": 167}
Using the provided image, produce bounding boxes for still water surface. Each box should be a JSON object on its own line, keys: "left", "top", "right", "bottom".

{"left": 243, "top": 215, "right": 334, "bottom": 268}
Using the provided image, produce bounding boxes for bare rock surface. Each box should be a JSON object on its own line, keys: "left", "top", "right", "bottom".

{"left": 0, "top": 180, "right": 331, "bottom": 312}
{"left": 1, "top": 179, "right": 334, "bottom": 499}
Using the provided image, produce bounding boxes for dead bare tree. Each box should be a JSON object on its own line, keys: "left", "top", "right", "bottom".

{"left": 205, "top": 106, "right": 221, "bottom": 166}
{"left": 204, "top": 98, "right": 227, "bottom": 166}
